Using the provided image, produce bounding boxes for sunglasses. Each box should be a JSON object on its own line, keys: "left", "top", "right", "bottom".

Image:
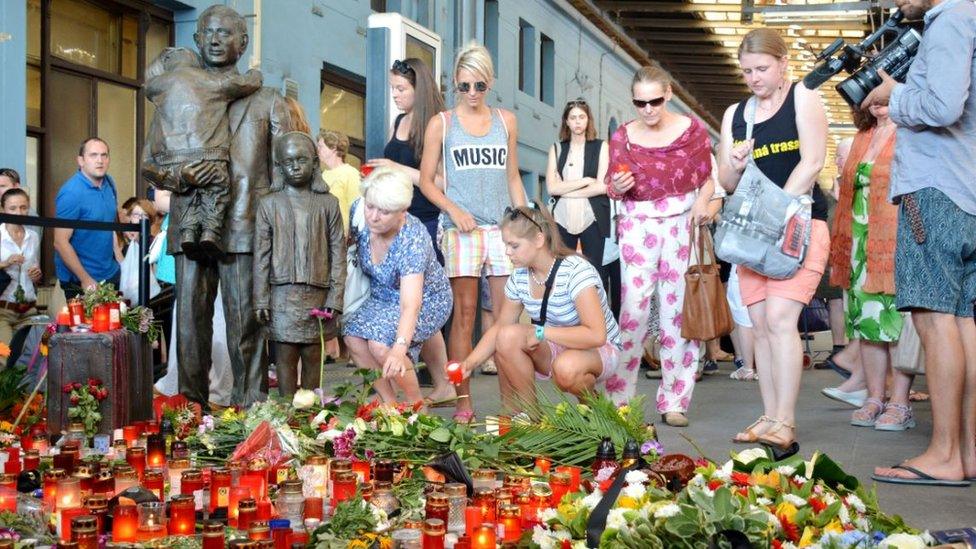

{"left": 504, "top": 206, "right": 543, "bottom": 231}
{"left": 566, "top": 99, "right": 588, "bottom": 107}
{"left": 632, "top": 96, "right": 666, "bottom": 109}
{"left": 457, "top": 81, "right": 489, "bottom": 94}
{"left": 391, "top": 59, "right": 414, "bottom": 75}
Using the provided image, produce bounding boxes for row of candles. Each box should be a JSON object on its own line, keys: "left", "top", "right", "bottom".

{"left": 54, "top": 299, "right": 122, "bottom": 332}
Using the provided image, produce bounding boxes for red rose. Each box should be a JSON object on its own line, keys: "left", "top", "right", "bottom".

{"left": 88, "top": 387, "right": 98, "bottom": 397}
{"left": 72, "top": 382, "right": 82, "bottom": 390}
{"left": 99, "top": 389, "right": 109, "bottom": 400}
{"left": 69, "top": 395, "right": 80, "bottom": 406}
{"left": 62, "top": 383, "right": 74, "bottom": 394}
{"left": 88, "top": 379, "right": 99, "bottom": 388}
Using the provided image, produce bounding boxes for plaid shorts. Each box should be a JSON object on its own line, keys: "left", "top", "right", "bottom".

{"left": 440, "top": 225, "right": 513, "bottom": 278}
{"left": 895, "top": 187, "right": 976, "bottom": 317}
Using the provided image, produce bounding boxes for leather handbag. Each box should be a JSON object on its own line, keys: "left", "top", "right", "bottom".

{"left": 714, "top": 96, "right": 812, "bottom": 280}
{"left": 680, "top": 225, "right": 734, "bottom": 341}
{"left": 342, "top": 200, "right": 370, "bottom": 315}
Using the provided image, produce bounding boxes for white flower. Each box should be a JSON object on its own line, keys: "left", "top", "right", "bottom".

{"left": 879, "top": 533, "right": 927, "bottom": 549}
{"left": 734, "top": 447, "right": 768, "bottom": 465}
{"left": 570, "top": 541, "right": 588, "bottom": 549}
{"left": 775, "top": 465, "right": 796, "bottom": 476}
{"left": 552, "top": 530, "right": 571, "bottom": 541}
{"left": 792, "top": 475, "right": 808, "bottom": 485}
{"left": 622, "top": 483, "right": 646, "bottom": 500}
{"left": 407, "top": 414, "right": 418, "bottom": 425}
{"left": 606, "top": 508, "right": 628, "bottom": 531}
{"left": 532, "top": 526, "right": 556, "bottom": 549}
{"left": 838, "top": 502, "right": 851, "bottom": 525}
{"left": 537, "top": 508, "right": 558, "bottom": 523}
{"left": 653, "top": 503, "right": 681, "bottom": 519}
{"left": 711, "top": 467, "right": 731, "bottom": 482}
{"left": 719, "top": 459, "right": 734, "bottom": 476}
{"left": 782, "top": 494, "right": 807, "bottom": 507}
{"left": 624, "top": 470, "right": 649, "bottom": 485}
{"left": 292, "top": 389, "right": 316, "bottom": 409}
{"left": 756, "top": 497, "right": 773, "bottom": 506}
{"left": 689, "top": 473, "right": 706, "bottom": 487}
{"left": 855, "top": 517, "right": 871, "bottom": 532}
{"left": 310, "top": 410, "right": 328, "bottom": 427}
{"left": 845, "top": 494, "right": 866, "bottom": 513}
{"left": 580, "top": 491, "right": 603, "bottom": 510}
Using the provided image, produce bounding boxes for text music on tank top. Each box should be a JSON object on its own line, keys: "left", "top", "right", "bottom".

{"left": 450, "top": 145, "right": 508, "bottom": 171}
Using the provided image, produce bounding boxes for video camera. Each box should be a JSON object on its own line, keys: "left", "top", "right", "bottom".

{"left": 802, "top": 10, "right": 921, "bottom": 107}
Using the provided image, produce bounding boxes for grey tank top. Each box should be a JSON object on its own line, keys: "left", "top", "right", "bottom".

{"left": 441, "top": 109, "right": 511, "bottom": 228}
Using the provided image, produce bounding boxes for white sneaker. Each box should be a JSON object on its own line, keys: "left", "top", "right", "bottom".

{"left": 821, "top": 387, "right": 867, "bottom": 408}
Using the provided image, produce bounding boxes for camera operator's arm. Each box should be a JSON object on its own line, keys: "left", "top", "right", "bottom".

{"left": 866, "top": 17, "right": 975, "bottom": 127}
{"left": 783, "top": 85, "right": 828, "bottom": 196}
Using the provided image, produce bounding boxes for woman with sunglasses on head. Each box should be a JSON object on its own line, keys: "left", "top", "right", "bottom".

{"left": 452, "top": 206, "right": 620, "bottom": 411}
{"left": 419, "top": 42, "right": 528, "bottom": 423}
{"left": 607, "top": 63, "right": 719, "bottom": 427}
{"left": 718, "top": 29, "right": 830, "bottom": 450}
{"left": 364, "top": 58, "right": 455, "bottom": 404}
{"left": 545, "top": 99, "right": 617, "bottom": 315}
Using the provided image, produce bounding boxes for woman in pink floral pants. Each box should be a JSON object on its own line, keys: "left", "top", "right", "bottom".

{"left": 605, "top": 64, "right": 718, "bottom": 427}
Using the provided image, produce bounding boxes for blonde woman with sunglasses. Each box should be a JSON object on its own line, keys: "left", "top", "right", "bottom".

{"left": 419, "top": 42, "right": 527, "bottom": 423}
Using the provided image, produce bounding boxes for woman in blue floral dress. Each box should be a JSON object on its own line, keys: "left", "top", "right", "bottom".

{"left": 342, "top": 168, "right": 453, "bottom": 403}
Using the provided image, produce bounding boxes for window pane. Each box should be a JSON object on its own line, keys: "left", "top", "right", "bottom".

{"left": 25, "top": 136, "right": 40, "bottom": 209}
{"left": 27, "top": 65, "right": 42, "bottom": 127}
{"left": 145, "top": 19, "right": 171, "bottom": 69}
{"left": 319, "top": 83, "right": 364, "bottom": 141}
{"left": 406, "top": 36, "right": 435, "bottom": 75}
{"left": 27, "top": 0, "right": 41, "bottom": 63}
{"left": 51, "top": 0, "right": 120, "bottom": 74}
{"left": 121, "top": 16, "right": 138, "bottom": 79}
{"left": 97, "top": 82, "right": 137, "bottom": 201}
{"left": 48, "top": 70, "right": 92, "bottom": 193}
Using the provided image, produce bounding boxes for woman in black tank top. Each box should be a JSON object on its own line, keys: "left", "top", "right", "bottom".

{"left": 364, "top": 58, "right": 456, "bottom": 404}
{"left": 718, "top": 29, "right": 832, "bottom": 453}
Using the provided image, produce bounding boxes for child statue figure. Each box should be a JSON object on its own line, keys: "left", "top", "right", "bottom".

{"left": 254, "top": 132, "right": 347, "bottom": 397}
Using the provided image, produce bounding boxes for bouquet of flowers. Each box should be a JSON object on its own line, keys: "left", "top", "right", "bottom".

{"left": 62, "top": 378, "right": 109, "bottom": 437}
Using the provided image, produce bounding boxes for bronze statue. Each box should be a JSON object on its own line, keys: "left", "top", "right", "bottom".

{"left": 148, "top": 4, "right": 292, "bottom": 409}
{"left": 142, "top": 46, "right": 263, "bottom": 259}
{"left": 254, "top": 132, "right": 346, "bottom": 397}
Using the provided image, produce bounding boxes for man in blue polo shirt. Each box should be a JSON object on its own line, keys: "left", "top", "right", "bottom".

{"left": 54, "top": 137, "right": 120, "bottom": 299}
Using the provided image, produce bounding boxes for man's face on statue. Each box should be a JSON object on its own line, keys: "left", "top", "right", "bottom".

{"left": 276, "top": 138, "right": 315, "bottom": 187}
{"left": 194, "top": 13, "right": 247, "bottom": 68}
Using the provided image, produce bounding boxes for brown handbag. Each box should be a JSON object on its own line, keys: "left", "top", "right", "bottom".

{"left": 680, "top": 224, "right": 734, "bottom": 341}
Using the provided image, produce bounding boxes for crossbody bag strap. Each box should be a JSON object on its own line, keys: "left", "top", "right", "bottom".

{"left": 744, "top": 97, "right": 758, "bottom": 166}
{"left": 533, "top": 258, "right": 564, "bottom": 326}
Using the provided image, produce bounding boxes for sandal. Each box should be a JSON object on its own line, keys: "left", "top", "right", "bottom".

{"left": 908, "top": 391, "right": 929, "bottom": 402}
{"left": 729, "top": 367, "right": 758, "bottom": 381}
{"left": 452, "top": 410, "right": 476, "bottom": 425}
{"left": 875, "top": 403, "right": 916, "bottom": 431}
{"left": 851, "top": 398, "right": 885, "bottom": 427}
{"left": 757, "top": 418, "right": 796, "bottom": 451}
{"left": 732, "top": 415, "right": 773, "bottom": 444}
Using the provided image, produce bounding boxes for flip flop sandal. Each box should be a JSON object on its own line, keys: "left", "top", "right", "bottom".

{"left": 824, "top": 357, "right": 852, "bottom": 379}
{"left": 871, "top": 464, "right": 971, "bottom": 487}
{"left": 909, "top": 391, "right": 930, "bottom": 402}
{"left": 452, "top": 410, "right": 477, "bottom": 425}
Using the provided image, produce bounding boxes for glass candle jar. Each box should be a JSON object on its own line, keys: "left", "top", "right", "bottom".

{"left": 331, "top": 471, "right": 357, "bottom": 507}
{"left": 0, "top": 487, "right": 16, "bottom": 513}
{"left": 202, "top": 521, "right": 225, "bottom": 549}
{"left": 73, "top": 465, "right": 94, "bottom": 496}
{"left": 494, "top": 487, "right": 513, "bottom": 512}
{"left": 498, "top": 504, "right": 522, "bottom": 543}
{"left": 422, "top": 518, "right": 446, "bottom": 549}
{"left": 554, "top": 465, "right": 581, "bottom": 493}
{"left": 248, "top": 521, "right": 271, "bottom": 541}
{"left": 391, "top": 528, "right": 422, "bottom": 549}
{"left": 238, "top": 498, "right": 258, "bottom": 532}
{"left": 425, "top": 492, "right": 449, "bottom": 523}
{"left": 471, "top": 488, "right": 496, "bottom": 522}
{"left": 531, "top": 484, "right": 553, "bottom": 511}
{"left": 168, "top": 495, "right": 196, "bottom": 536}
{"left": 351, "top": 460, "right": 371, "bottom": 484}
{"left": 471, "top": 523, "right": 496, "bottom": 549}
{"left": 57, "top": 477, "right": 82, "bottom": 510}
{"left": 70, "top": 515, "right": 98, "bottom": 549}
{"left": 0, "top": 474, "right": 13, "bottom": 491}
{"left": 374, "top": 459, "right": 395, "bottom": 484}
{"left": 114, "top": 467, "right": 139, "bottom": 496}
{"left": 302, "top": 455, "right": 329, "bottom": 499}
{"left": 84, "top": 495, "right": 108, "bottom": 534}
{"left": 328, "top": 459, "right": 351, "bottom": 498}
{"left": 471, "top": 469, "right": 497, "bottom": 491}
{"left": 125, "top": 447, "right": 146, "bottom": 480}
{"left": 269, "top": 519, "right": 292, "bottom": 549}
{"left": 145, "top": 434, "right": 166, "bottom": 468}
{"left": 548, "top": 472, "right": 571, "bottom": 507}
{"left": 276, "top": 479, "right": 305, "bottom": 525}
{"left": 167, "top": 458, "right": 190, "bottom": 496}
{"left": 444, "top": 483, "right": 467, "bottom": 534}
{"left": 24, "top": 449, "right": 40, "bottom": 471}
{"left": 53, "top": 448, "right": 78, "bottom": 475}
{"left": 121, "top": 425, "right": 139, "bottom": 447}
{"left": 59, "top": 506, "right": 86, "bottom": 541}
{"left": 229, "top": 486, "right": 254, "bottom": 528}
{"left": 181, "top": 469, "right": 205, "bottom": 510}
{"left": 371, "top": 483, "right": 399, "bottom": 516}
{"left": 211, "top": 468, "right": 232, "bottom": 512}
{"left": 43, "top": 468, "right": 67, "bottom": 508}
{"left": 171, "top": 440, "right": 190, "bottom": 459}
{"left": 503, "top": 475, "right": 530, "bottom": 497}
{"left": 137, "top": 501, "right": 166, "bottom": 540}
{"left": 303, "top": 496, "right": 323, "bottom": 521}
{"left": 142, "top": 469, "right": 164, "bottom": 501}
{"left": 112, "top": 504, "right": 138, "bottom": 542}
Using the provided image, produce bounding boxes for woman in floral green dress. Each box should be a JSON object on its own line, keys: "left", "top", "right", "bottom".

{"left": 828, "top": 104, "right": 915, "bottom": 431}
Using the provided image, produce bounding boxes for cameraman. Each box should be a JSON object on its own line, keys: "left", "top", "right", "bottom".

{"left": 862, "top": 0, "right": 976, "bottom": 487}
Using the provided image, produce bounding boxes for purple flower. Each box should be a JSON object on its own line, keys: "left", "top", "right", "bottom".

{"left": 332, "top": 427, "right": 358, "bottom": 460}
{"left": 641, "top": 440, "right": 664, "bottom": 456}
{"left": 310, "top": 308, "right": 333, "bottom": 320}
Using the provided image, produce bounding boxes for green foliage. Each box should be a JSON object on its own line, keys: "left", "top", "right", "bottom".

{"left": 0, "top": 510, "right": 56, "bottom": 545}
{"left": 0, "top": 365, "right": 28, "bottom": 416}
{"left": 310, "top": 495, "right": 378, "bottom": 547}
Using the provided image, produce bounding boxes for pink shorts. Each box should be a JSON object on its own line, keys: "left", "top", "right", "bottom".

{"left": 535, "top": 340, "right": 619, "bottom": 382}
{"left": 737, "top": 220, "right": 830, "bottom": 306}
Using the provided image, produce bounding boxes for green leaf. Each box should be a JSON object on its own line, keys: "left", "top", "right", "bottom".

{"left": 429, "top": 427, "right": 452, "bottom": 443}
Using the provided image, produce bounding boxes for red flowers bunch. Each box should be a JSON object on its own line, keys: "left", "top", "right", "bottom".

{"left": 63, "top": 378, "right": 109, "bottom": 437}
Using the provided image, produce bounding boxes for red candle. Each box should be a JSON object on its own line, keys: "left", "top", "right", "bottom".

{"left": 271, "top": 521, "right": 292, "bottom": 549}
{"left": 0, "top": 487, "right": 17, "bottom": 512}
{"left": 122, "top": 426, "right": 139, "bottom": 447}
{"left": 202, "top": 522, "right": 225, "bottom": 549}
{"left": 168, "top": 495, "right": 196, "bottom": 536}
{"left": 4, "top": 448, "right": 20, "bottom": 474}
{"left": 498, "top": 504, "right": 521, "bottom": 543}
{"left": 256, "top": 499, "right": 272, "bottom": 521}
{"left": 351, "top": 460, "right": 371, "bottom": 484}
{"left": 57, "top": 307, "right": 72, "bottom": 326}
{"left": 146, "top": 434, "right": 166, "bottom": 468}
{"left": 240, "top": 470, "right": 267, "bottom": 502}
{"left": 237, "top": 498, "right": 257, "bottom": 532}
{"left": 228, "top": 486, "right": 252, "bottom": 528}
{"left": 68, "top": 300, "right": 84, "bottom": 326}
{"left": 549, "top": 472, "right": 571, "bottom": 507}
{"left": 112, "top": 504, "right": 138, "bottom": 542}
{"left": 471, "top": 523, "right": 496, "bottom": 549}
{"left": 108, "top": 302, "right": 121, "bottom": 330}
{"left": 210, "top": 468, "right": 232, "bottom": 512}
{"left": 60, "top": 506, "right": 86, "bottom": 541}
{"left": 125, "top": 447, "right": 146, "bottom": 480}
{"left": 23, "top": 450, "right": 39, "bottom": 471}
{"left": 303, "top": 497, "right": 323, "bottom": 521}
{"left": 555, "top": 465, "right": 581, "bottom": 493}
{"left": 142, "top": 469, "right": 164, "bottom": 501}
{"left": 535, "top": 457, "right": 551, "bottom": 475}
{"left": 464, "top": 506, "right": 483, "bottom": 539}
{"left": 91, "top": 304, "right": 110, "bottom": 332}
{"left": 181, "top": 469, "right": 205, "bottom": 510}
{"left": 331, "top": 471, "right": 357, "bottom": 507}
{"left": 446, "top": 361, "right": 463, "bottom": 385}
{"left": 43, "top": 469, "right": 67, "bottom": 509}
{"left": 422, "top": 518, "right": 446, "bottom": 549}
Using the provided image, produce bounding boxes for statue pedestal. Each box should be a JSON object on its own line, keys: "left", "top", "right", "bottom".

{"left": 46, "top": 330, "right": 153, "bottom": 436}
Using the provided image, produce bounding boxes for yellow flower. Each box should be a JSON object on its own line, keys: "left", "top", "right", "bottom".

{"left": 824, "top": 519, "right": 844, "bottom": 534}
{"left": 557, "top": 501, "right": 579, "bottom": 520}
{"left": 616, "top": 496, "right": 639, "bottom": 509}
{"left": 618, "top": 405, "right": 631, "bottom": 418}
{"left": 799, "top": 527, "right": 816, "bottom": 547}
{"left": 775, "top": 502, "right": 798, "bottom": 523}
{"left": 0, "top": 421, "right": 13, "bottom": 432}
{"left": 752, "top": 470, "right": 782, "bottom": 489}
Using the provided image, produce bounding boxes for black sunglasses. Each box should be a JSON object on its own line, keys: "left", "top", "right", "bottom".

{"left": 566, "top": 99, "right": 588, "bottom": 107}
{"left": 632, "top": 96, "right": 666, "bottom": 109}
{"left": 391, "top": 59, "right": 414, "bottom": 75}
{"left": 504, "top": 206, "right": 542, "bottom": 231}
{"left": 457, "top": 81, "right": 489, "bottom": 94}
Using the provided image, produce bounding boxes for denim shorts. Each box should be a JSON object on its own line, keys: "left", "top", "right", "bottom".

{"left": 895, "top": 187, "right": 976, "bottom": 317}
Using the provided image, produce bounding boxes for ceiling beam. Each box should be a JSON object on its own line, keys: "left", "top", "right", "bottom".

{"left": 630, "top": 31, "right": 726, "bottom": 43}
{"left": 597, "top": 2, "right": 743, "bottom": 13}
{"left": 619, "top": 17, "right": 720, "bottom": 30}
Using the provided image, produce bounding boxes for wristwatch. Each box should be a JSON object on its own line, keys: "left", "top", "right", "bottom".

{"left": 534, "top": 325, "right": 545, "bottom": 342}
{"left": 394, "top": 336, "right": 408, "bottom": 347}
